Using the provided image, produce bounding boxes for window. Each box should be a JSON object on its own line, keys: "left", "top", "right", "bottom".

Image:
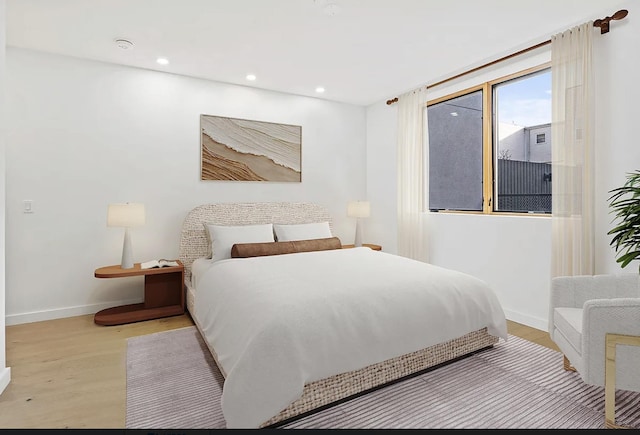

{"left": 428, "top": 89, "right": 484, "bottom": 211}
{"left": 427, "top": 65, "right": 551, "bottom": 214}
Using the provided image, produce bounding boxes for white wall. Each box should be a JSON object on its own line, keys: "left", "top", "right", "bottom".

{"left": 0, "top": 0, "right": 11, "bottom": 394}
{"left": 365, "top": 0, "right": 640, "bottom": 331}
{"left": 592, "top": 0, "right": 640, "bottom": 274}
{"left": 5, "top": 48, "right": 367, "bottom": 324}
{"left": 365, "top": 100, "right": 398, "bottom": 254}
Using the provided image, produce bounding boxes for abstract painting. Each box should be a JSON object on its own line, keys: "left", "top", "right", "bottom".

{"left": 200, "top": 115, "right": 302, "bottom": 182}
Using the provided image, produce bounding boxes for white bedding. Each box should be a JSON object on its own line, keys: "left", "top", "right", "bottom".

{"left": 193, "top": 247, "right": 508, "bottom": 428}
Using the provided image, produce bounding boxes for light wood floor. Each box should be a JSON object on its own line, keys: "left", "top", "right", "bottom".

{"left": 0, "top": 314, "right": 559, "bottom": 429}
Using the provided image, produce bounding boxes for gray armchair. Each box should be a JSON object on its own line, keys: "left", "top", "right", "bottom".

{"left": 549, "top": 273, "right": 640, "bottom": 428}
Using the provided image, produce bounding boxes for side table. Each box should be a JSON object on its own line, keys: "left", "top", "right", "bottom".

{"left": 605, "top": 333, "right": 640, "bottom": 428}
{"left": 93, "top": 260, "right": 185, "bottom": 326}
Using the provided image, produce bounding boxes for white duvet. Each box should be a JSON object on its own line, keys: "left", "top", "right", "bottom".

{"left": 194, "top": 247, "right": 508, "bottom": 428}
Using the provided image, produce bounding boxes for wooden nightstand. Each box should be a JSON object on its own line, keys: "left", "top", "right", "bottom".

{"left": 342, "top": 243, "right": 382, "bottom": 251}
{"left": 93, "top": 260, "right": 185, "bottom": 326}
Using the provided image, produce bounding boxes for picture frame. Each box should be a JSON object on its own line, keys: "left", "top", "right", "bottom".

{"left": 200, "top": 114, "right": 302, "bottom": 182}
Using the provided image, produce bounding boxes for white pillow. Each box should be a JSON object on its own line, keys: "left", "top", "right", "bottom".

{"left": 273, "top": 222, "right": 332, "bottom": 242}
{"left": 205, "top": 223, "right": 275, "bottom": 262}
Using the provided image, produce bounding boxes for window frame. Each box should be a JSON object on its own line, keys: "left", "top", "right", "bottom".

{"left": 426, "top": 62, "right": 551, "bottom": 217}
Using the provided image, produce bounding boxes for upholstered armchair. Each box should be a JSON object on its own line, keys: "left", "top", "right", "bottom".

{"left": 549, "top": 273, "right": 640, "bottom": 428}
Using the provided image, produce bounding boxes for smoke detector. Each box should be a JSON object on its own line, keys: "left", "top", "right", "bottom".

{"left": 313, "top": 0, "right": 340, "bottom": 16}
{"left": 115, "top": 39, "right": 134, "bottom": 50}
{"left": 323, "top": 3, "right": 341, "bottom": 16}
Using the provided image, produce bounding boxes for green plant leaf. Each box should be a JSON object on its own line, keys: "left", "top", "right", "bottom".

{"left": 618, "top": 251, "right": 640, "bottom": 268}
{"left": 608, "top": 170, "right": 640, "bottom": 273}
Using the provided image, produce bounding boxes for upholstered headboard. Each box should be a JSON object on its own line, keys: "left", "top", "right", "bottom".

{"left": 178, "top": 202, "right": 333, "bottom": 282}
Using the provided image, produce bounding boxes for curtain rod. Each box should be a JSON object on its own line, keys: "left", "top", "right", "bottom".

{"left": 385, "top": 9, "right": 628, "bottom": 106}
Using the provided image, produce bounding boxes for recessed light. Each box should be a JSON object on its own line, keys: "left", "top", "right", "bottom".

{"left": 315, "top": 87, "right": 325, "bottom": 93}
{"left": 450, "top": 112, "right": 458, "bottom": 117}
{"left": 246, "top": 74, "right": 256, "bottom": 81}
{"left": 115, "top": 39, "right": 134, "bottom": 50}
{"left": 156, "top": 57, "right": 169, "bottom": 65}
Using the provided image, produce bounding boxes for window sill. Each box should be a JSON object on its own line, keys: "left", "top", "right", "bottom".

{"left": 427, "top": 210, "right": 551, "bottom": 218}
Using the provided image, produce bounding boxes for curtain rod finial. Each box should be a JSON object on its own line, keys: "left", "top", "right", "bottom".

{"left": 594, "top": 9, "right": 628, "bottom": 34}
{"left": 386, "top": 97, "right": 398, "bottom": 105}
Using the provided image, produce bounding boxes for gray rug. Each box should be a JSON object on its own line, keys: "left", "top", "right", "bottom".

{"left": 126, "top": 326, "right": 640, "bottom": 429}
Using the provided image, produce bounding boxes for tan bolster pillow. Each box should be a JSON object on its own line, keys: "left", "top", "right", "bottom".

{"left": 231, "top": 237, "right": 342, "bottom": 258}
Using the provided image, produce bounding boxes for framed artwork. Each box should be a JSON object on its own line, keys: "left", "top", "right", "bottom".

{"left": 200, "top": 114, "right": 302, "bottom": 182}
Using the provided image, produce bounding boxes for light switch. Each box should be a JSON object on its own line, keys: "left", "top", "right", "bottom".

{"left": 23, "top": 200, "right": 33, "bottom": 213}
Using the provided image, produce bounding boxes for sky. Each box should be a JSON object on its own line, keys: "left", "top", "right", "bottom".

{"left": 495, "top": 69, "right": 551, "bottom": 127}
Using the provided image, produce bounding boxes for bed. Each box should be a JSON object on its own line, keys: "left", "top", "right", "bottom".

{"left": 178, "top": 202, "right": 508, "bottom": 428}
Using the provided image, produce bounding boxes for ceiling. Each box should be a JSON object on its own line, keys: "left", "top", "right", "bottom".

{"left": 5, "top": 0, "right": 621, "bottom": 106}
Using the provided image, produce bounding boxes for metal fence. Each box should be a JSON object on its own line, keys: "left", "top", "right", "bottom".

{"left": 497, "top": 159, "right": 552, "bottom": 213}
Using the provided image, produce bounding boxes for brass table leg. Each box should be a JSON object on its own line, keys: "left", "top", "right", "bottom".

{"left": 564, "top": 355, "right": 577, "bottom": 372}
{"left": 604, "top": 333, "right": 640, "bottom": 429}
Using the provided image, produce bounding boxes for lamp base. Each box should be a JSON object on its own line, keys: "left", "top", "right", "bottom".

{"left": 121, "top": 227, "right": 134, "bottom": 269}
{"left": 354, "top": 218, "right": 363, "bottom": 247}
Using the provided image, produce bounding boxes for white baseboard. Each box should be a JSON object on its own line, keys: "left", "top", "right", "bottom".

{"left": 0, "top": 367, "right": 11, "bottom": 395}
{"left": 6, "top": 298, "right": 549, "bottom": 334}
{"left": 5, "top": 298, "right": 143, "bottom": 326}
{"left": 504, "top": 308, "right": 548, "bottom": 332}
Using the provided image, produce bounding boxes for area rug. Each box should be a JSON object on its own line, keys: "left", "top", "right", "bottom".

{"left": 126, "top": 326, "right": 640, "bottom": 429}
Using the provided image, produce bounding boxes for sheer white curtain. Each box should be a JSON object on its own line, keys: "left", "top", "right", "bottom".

{"left": 397, "top": 88, "right": 428, "bottom": 262}
{"left": 551, "top": 22, "right": 595, "bottom": 277}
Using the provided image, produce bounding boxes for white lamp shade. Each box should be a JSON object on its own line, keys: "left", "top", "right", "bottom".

{"left": 107, "top": 203, "right": 145, "bottom": 227}
{"left": 347, "top": 201, "right": 370, "bottom": 218}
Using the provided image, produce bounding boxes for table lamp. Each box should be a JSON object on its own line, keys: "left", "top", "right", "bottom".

{"left": 107, "top": 203, "right": 145, "bottom": 269}
{"left": 347, "top": 200, "right": 370, "bottom": 247}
